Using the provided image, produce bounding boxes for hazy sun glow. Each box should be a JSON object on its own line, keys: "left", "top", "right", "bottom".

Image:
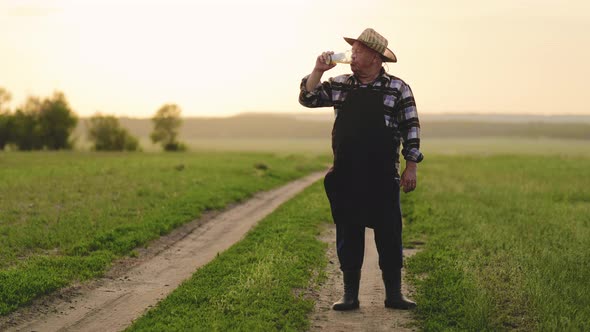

{"left": 1, "top": 0, "right": 589, "bottom": 117}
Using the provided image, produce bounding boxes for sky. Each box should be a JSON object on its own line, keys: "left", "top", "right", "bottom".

{"left": 1, "top": 0, "right": 589, "bottom": 117}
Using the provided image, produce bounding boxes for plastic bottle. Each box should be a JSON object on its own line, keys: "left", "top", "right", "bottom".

{"left": 326, "top": 50, "right": 352, "bottom": 65}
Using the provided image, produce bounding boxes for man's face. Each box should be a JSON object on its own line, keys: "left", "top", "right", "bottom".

{"left": 350, "top": 41, "right": 378, "bottom": 74}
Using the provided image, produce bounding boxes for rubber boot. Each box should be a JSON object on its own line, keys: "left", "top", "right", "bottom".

{"left": 383, "top": 269, "right": 416, "bottom": 309}
{"left": 332, "top": 270, "right": 361, "bottom": 311}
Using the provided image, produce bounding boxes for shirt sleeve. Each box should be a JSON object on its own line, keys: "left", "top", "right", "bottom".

{"left": 396, "top": 83, "right": 424, "bottom": 163}
{"left": 299, "top": 74, "right": 334, "bottom": 108}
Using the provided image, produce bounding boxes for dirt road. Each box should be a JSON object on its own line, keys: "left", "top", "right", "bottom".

{"left": 309, "top": 225, "right": 419, "bottom": 332}
{"left": 1, "top": 171, "right": 326, "bottom": 332}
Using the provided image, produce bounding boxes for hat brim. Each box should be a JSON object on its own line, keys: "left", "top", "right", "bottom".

{"left": 344, "top": 37, "right": 397, "bottom": 63}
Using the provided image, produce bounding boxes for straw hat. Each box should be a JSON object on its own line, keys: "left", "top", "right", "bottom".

{"left": 344, "top": 28, "right": 397, "bottom": 63}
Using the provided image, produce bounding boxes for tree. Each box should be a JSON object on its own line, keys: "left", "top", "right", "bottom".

{"left": 150, "top": 104, "right": 186, "bottom": 151}
{"left": 11, "top": 97, "right": 44, "bottom": 151}
{"left": 0, "top": 113, "right": 13, "bottom": 150}
{"left": 38, "top": 92, "right": 78, "bottom": 150}
{"left": 86, "top": 114, "right": 139, "bottom": 151}
{"left": 0, "top": 88, "right": 13, "bottom": 150}
{"left": 0, "top": 87, "right": 11, "bottom": 112}
{"left": 10, "top": 92, "right": 78, "bottom": 150}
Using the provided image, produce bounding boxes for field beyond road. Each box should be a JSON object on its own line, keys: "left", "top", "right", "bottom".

{"left": 403, "top": 155, "right": 590, "bottom": 330}
{"left": 0, "top": 151, "right": 328, "bottom": 316}
{"left": 119, "top": 153, "right": 590, "bottom": 331}
{"left": 68, "top": 113, "right": 590, "bottom": 153}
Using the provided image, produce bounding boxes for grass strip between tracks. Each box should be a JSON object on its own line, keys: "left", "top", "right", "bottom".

{"left": 126, "top": 181, "right": 332, "bottom": 332}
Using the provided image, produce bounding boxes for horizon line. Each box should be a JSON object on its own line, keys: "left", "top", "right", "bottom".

{"left": 76, "top": 111, "right": 590, "bottom": 120}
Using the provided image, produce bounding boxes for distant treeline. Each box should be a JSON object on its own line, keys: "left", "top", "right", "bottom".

{"left": 3, "top": 82, "right": 588, "bottom": 151}
{"left": 0, "top": 87, "right": 185, "bottom": 151}
{"left": 73, "top": 114, "right": 590, "bottom": 141}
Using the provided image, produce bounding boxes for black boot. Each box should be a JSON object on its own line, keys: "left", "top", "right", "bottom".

{"left": 332, "top": 270, "right": 361, "bottom": 311}
{"left": 383, "top": 269, "right": 416, "bottom": 309}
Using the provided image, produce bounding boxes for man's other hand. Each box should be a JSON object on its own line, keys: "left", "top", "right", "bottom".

{"left": 400, "top": 161, "right": 417, "bottom": 193}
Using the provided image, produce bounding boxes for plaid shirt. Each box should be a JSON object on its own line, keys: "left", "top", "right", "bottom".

{"left": 299, "top": 68, "right": 424, "bottom": 171}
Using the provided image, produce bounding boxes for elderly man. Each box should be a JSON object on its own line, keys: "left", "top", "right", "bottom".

{"left": 299, "top": 28, "right": 423, "bottom": 311}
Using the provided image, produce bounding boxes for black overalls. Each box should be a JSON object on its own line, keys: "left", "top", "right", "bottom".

{"left": 324, "top": 86, "right": 403, "bottom": 273}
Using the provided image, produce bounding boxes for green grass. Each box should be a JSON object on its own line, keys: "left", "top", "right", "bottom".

{"left": 126, "top": 152, "right": 590, "bottom": 331}
{"left": 0, "top": 151, "right": 328, "bottom": 316}
{"left": 116, "top": 138, "right": 332, "bottom": 154}
{"left": 402, "top": 155, "right": 590, "bottom": 331}
{"left": 4, "top": 138, "right": 589, "bottom": 330}
{"left": 421, "top": 137, "right": 590, "bottom": 157}
{"left": 75, "top": 136, "right": 588, "bottom": 156}
{"left": 126, "top": 181, "right": 332, "bottom": 332}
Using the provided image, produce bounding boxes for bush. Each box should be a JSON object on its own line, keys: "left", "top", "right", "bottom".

{"left": 11, "top": 108, "right": 44, "bottom": 151}
{"left": 37, "top": 92, "right": 78, "bottom": 150}
{"left": 0, "top": 88, "right": 12, "bottom": 150}
{"left": 151, "top": 104, "right": 186, "bottom": 151}
{"left": 8, "top": 93, "right": 78, "bottom": 151}
{"left": 86, "top": 114, "right": 140, "bottom": 151}
{"left": 163, "top": 142, "right": 187, "bottom": 151}
{"left": 124, "top": 135, "right": 140, "bottom": 151}
{"left": 0, "top": 112, "right": 13, "bottom": 150}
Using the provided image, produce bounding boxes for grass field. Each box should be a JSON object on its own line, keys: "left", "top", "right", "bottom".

{"left": 70, "top": 113, "right": 590, "bottom": 144}
{"left": 68, "top": 113, "right": 590, "bottom": 153}
{"left": 126, "top": 181, "right": 332, "bottom": 331}
{"left": 75, "top": 136, "right": 590, "bottom": 157}
{"left": 2, "top": 136, "right": 590, "bottom": 330}
{"left": 402, "top": 155, "right": 590, "bottom": 330}
{"left": 123, "top": 151, "right": 590, "bottom": 331}
{"left": 421, "top": 137, "right": 590, "bottom": 157}
{"left": 113, "top": 137, "right": 331, "bottom": 154}
{"left": 0, "top": 151, "right": 328, "bottom": 315}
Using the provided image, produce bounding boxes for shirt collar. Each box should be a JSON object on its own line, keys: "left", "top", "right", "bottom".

{"left": 347, "top": 67, "right": 391, "bottom": 86}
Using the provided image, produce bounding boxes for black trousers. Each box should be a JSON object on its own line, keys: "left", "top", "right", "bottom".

{"left": 336, "top": 196, "right": 403, "bottom": 273}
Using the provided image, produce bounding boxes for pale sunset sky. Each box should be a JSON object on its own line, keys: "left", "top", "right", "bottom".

{"left": 1, "top": 0, "right": 589, "bottom": 117}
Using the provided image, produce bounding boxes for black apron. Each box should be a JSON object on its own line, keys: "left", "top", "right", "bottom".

{"left": 324, "top": 87, "right": 398, "bottom": 228}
